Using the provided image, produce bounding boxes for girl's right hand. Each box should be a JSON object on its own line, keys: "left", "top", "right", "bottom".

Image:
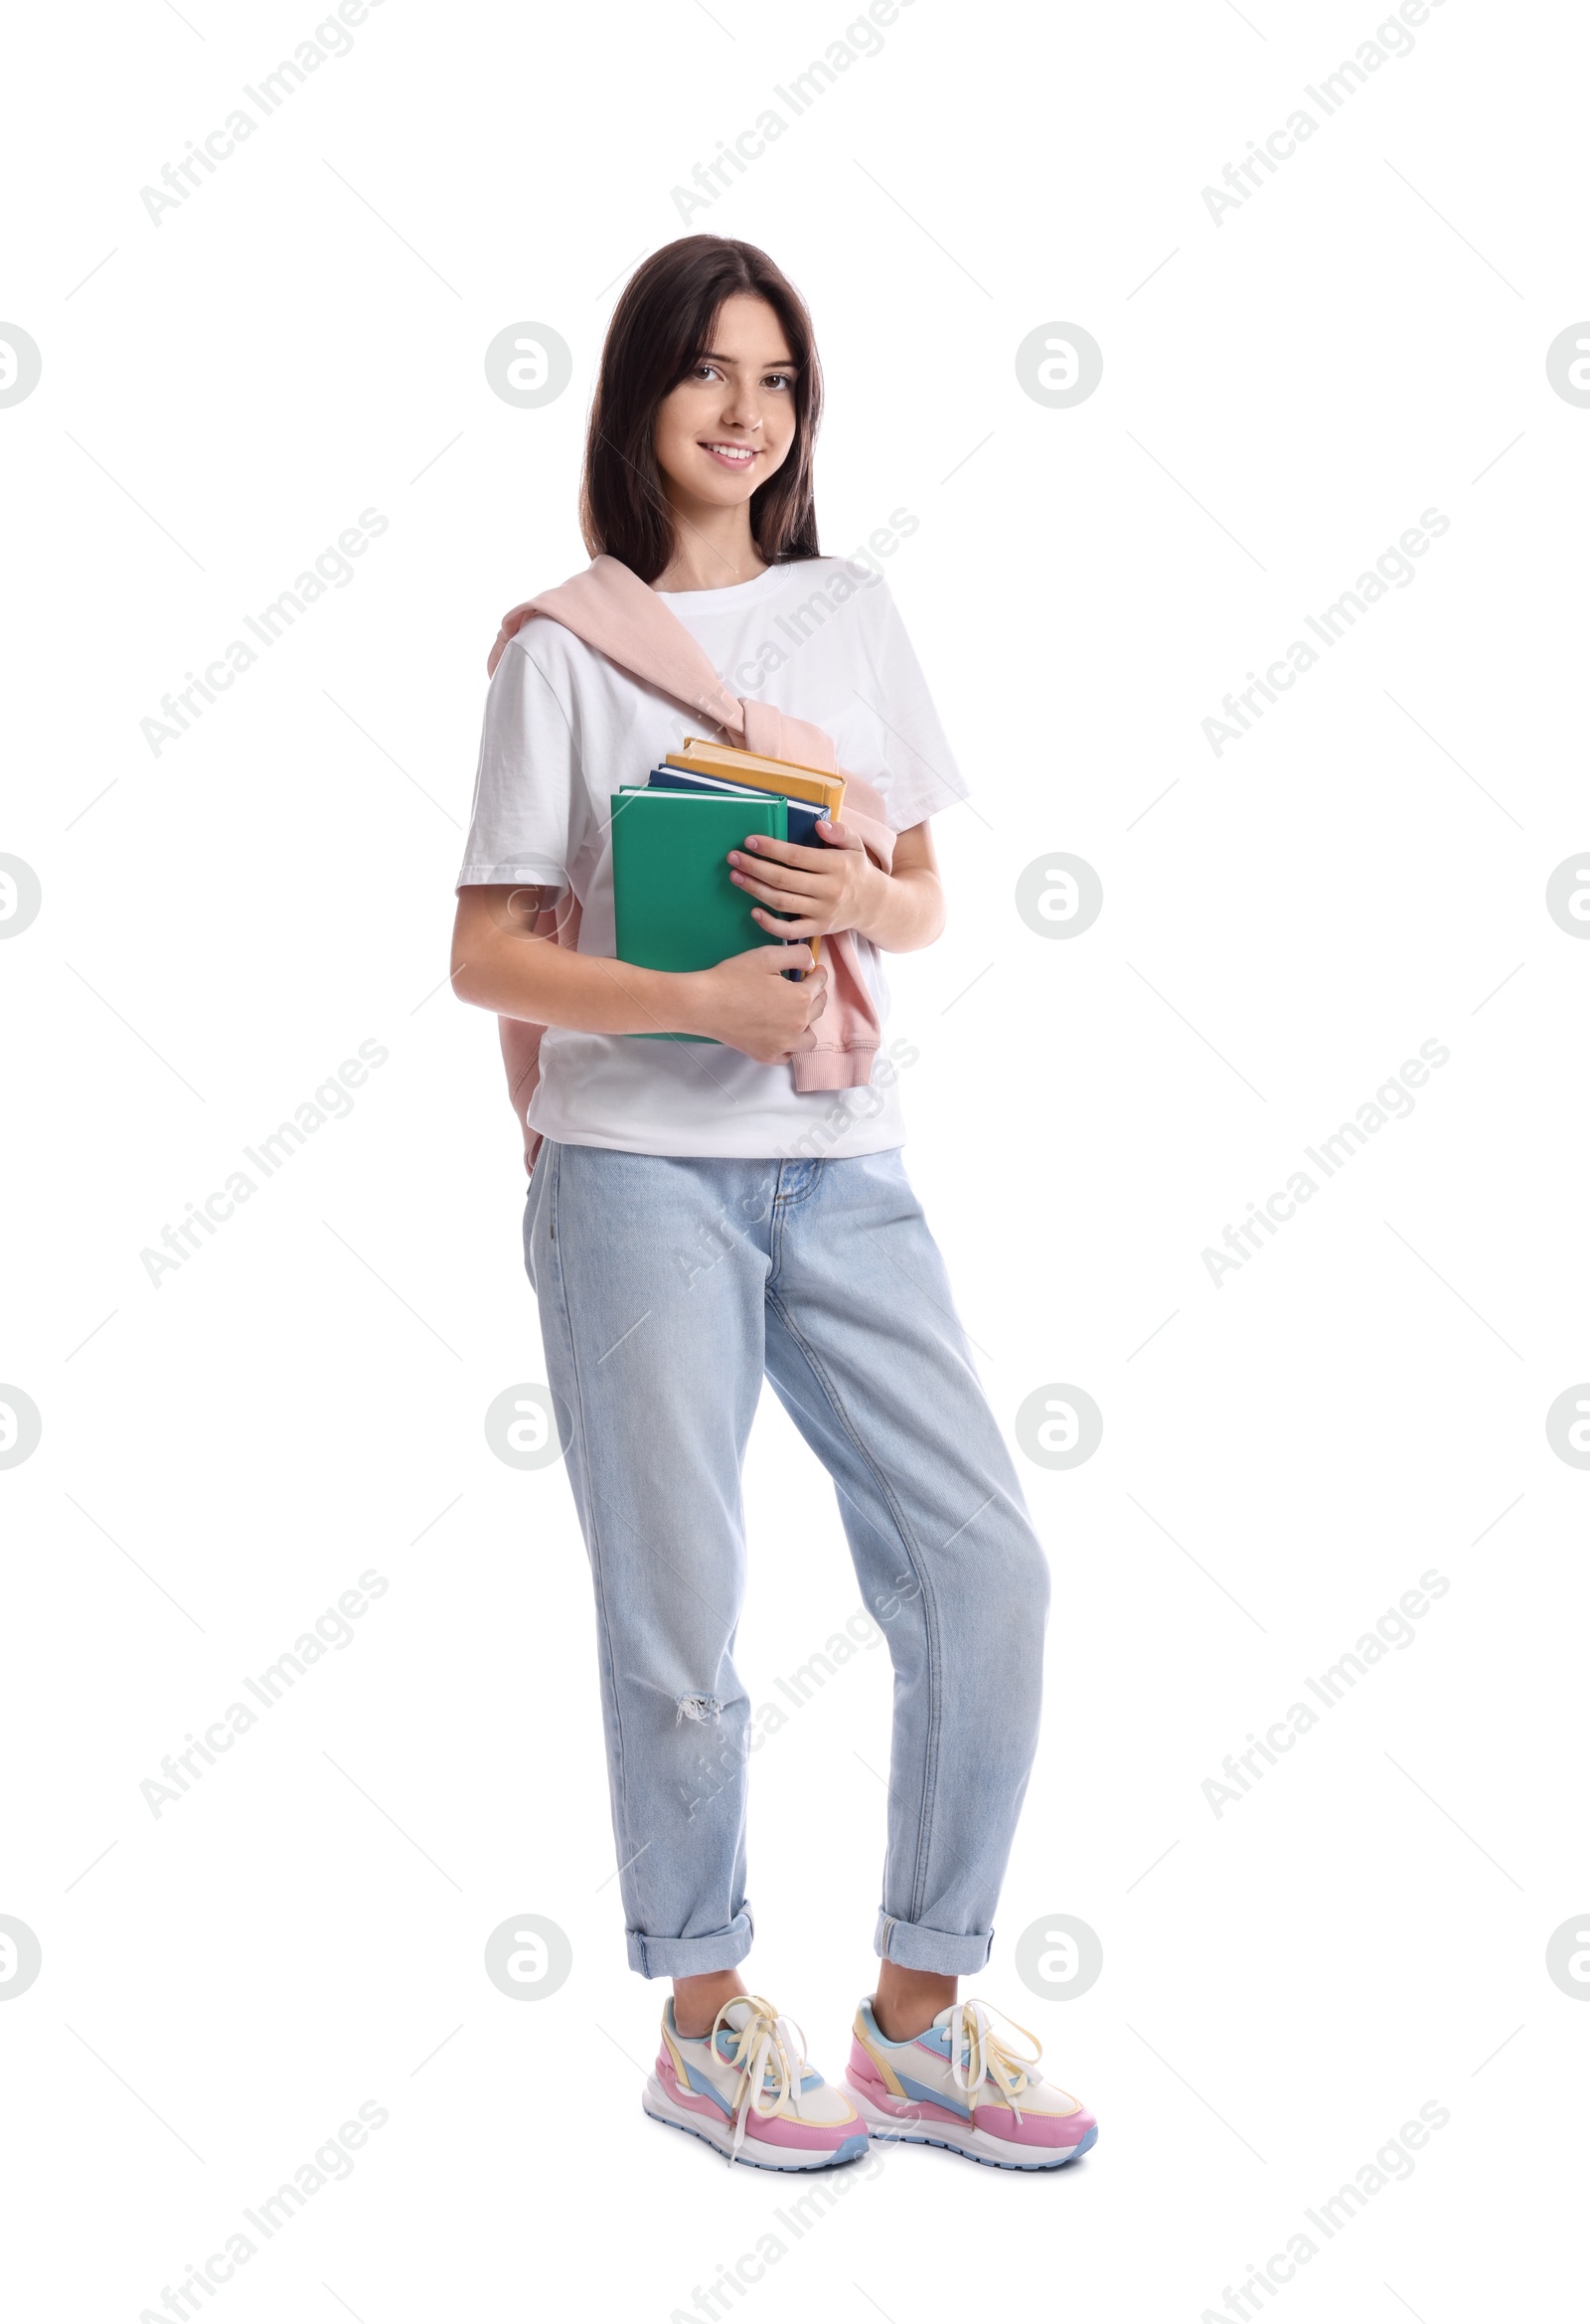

{"left": 682, "top": 945, "right": 829, "bottom": 1062}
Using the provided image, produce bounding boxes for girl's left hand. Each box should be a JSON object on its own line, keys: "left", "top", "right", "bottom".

{"left": 727, "top": 819, "right": 879, "bottom": 940}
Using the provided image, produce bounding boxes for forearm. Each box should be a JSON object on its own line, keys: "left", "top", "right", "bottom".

{"left": 453, "top": 897, "right": 703, "bottom": 1036}
{"left": 452, "top": 888, "right": 829, "bottom": 1066}
{"left": 849, "top": 861, "right": 946, "bottom": 952}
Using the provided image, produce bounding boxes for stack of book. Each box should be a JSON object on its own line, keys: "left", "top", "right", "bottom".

{"left": 611, "top": 739, "right": 845, "bottom": 1042}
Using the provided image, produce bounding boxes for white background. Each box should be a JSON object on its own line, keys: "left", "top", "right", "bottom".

{"left": 3, "top": 0, "right": 1586, "bottom": 2315}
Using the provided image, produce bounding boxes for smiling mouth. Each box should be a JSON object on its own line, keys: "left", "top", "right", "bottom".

{"left": 700, "top": 441, "right": 759, "bottom": 466}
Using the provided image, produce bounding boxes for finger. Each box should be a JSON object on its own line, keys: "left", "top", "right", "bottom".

{"left": 727, "top": 941, "right": 809, "bottom": 970}
{"left": 738, "top": 835, "right": 837, "bottom": 869}
{"left": 487, "top": 633, "right": 507, "bottom": 678}
{"left": 814, "top": 818, "right": 863, "bottom": 851}
{"left": 750, "top": 908, "right": 821, "bottom": 939}
{"left": 730, "top": 866, "right": 825, "bottom": 906}
{"left": 729, "top": 848, "right": 825, "bottom": 890}
{"left": 734, "top": 883, "right": 821, "bottom": 920}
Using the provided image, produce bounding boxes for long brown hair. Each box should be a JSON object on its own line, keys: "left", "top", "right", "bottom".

{"left": 580, "top": 236, "right": 823, "bottom": 583}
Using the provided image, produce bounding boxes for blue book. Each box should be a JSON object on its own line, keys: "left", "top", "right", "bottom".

{"left": 646, "top": 763, "right": 825, "bottom": 848}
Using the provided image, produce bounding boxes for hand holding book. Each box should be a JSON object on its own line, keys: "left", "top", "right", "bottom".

{"left": 726, "top": 817, "right": 880, "bottom": 943}
{"left": 679, "top": 942, "right": 830, "bottom": 1064}
{"left": 611, "top": 735, "right": 849, "bottom": 1047}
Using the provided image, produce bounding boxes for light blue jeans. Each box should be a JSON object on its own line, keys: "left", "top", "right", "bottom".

{"left": 524, "top": 1143, "right": 1049, "bottom": 1978}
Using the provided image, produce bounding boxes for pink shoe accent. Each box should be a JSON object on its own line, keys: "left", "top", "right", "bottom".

{"left": 849, "top": 2038, "right": 1095, "bottom": 2148}
{"left": 848, "top": 2040, "right": 890, "bottom": 2097}
{"left": 968, "top": 2101, "right": 1097, "bottom": 2148}
{"left": 655, "top": 2050, "right": 722, "bottom": 2119}
{"left": 664, "top": 2042, "right": 858, "bottom": 2151}
{"left": 848, "top": 2049, "right": 965, "bottom": 2126}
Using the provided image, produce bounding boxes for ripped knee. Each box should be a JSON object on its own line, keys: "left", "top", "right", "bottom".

{"left": 676, "top": 1693, "right": 724, "bottom": 1726}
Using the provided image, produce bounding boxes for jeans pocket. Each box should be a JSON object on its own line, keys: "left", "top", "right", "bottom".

{"left": 523, "top": 1143, "right": 547, "bottom": 1290}
{"left": 523, "top": 1139, "right": 562, "bottom": 1293}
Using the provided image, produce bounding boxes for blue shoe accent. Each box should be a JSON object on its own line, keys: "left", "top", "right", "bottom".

{"left": 680, "top": 2060, "right": 735, "bottom": 2119}
{"left": 895, "top": 2070, "right": 972, "bottom": 2120}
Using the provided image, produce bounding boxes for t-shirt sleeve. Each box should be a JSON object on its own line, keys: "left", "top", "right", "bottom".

{"left": 862, "top": 583, "right": 970, "bottom": 831}
{"left": 456, "top": 631, "right": 585, "bottom": 887}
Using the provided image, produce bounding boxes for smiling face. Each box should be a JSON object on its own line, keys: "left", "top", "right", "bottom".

{"left": 651, "top": 293, "right": 800, "bottom": 525}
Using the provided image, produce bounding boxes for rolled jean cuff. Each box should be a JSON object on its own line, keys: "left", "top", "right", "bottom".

{"left": 874, "top": 1911, "right": 994, "bottom": 1975}
{"left": 626, "top": 1908, "right": 755, "bottom": 1979}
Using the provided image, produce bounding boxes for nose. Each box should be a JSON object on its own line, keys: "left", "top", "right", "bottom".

{"left": 717, "top": 377, "right": 763, "bottom": 431}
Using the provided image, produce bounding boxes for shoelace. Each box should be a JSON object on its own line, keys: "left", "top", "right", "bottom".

{"left": 711, "top": 1994, "right": 807, "bottom": 2162}
{"left": 943, "top": 1999, "right": 1044, "bottom": 2127}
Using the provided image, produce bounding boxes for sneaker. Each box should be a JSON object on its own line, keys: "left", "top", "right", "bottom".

{"left": 644, "top": 1994, "right": 870, "bottom": 2170}
{"left": 846, "top": 1996, "right": 1098, "bottom": 2170}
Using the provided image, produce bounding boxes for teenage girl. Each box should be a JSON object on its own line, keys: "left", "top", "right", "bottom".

{"left": 452, "top": 236, "right": 1097, "bottom": 2173}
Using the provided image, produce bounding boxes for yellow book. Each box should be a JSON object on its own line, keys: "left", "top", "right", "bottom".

{"left": 667, "top": 736, "right": 846, "bottom": 817}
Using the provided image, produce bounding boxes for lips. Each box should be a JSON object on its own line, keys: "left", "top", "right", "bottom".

{"left": 700, "top": 441, "right": 758, "bottom": 467}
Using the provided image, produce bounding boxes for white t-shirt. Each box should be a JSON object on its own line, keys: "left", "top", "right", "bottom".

{"left": 457, "top": 557, "right": 967, "bottom": 1158}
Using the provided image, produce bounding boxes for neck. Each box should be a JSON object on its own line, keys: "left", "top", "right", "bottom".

{"left": 653, "top": 492, "right": 767, "bottom": 592}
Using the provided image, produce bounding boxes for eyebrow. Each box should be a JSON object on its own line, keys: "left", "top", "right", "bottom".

{"left": 697, "top": 348, "right": 798, "bottom": 369}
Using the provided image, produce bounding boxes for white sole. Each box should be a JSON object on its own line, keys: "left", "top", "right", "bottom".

{"left": 642, "top": 2075, "right": 870, "bottom": 2171}
{"left": 847, "top": 2083, "right": 1097, "bottom": 2171}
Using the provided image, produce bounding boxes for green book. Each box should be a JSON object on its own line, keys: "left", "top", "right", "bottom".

{"left": 610, "top": 788, "right": 790, "bottom": 1043}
